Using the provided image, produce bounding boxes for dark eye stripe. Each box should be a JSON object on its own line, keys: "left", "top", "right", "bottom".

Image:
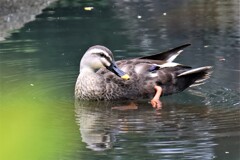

{"left": 99, "top": 53, "right": 112, "bottom": 63}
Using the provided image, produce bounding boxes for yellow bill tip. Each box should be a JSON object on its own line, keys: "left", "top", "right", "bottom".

{"left": 121, "top": 74, "right": 130, "bottom": 80}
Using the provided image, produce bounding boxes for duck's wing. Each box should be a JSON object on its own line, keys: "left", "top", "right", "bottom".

{"left": 139, "top": 43, "right": 191, "bottom": 62}
{"left": 115, "top": 58, "right": 212, "bottom": 96}
{"left": 96, "top": 57, "right": 211, "bottom": 99}
{"left": 113, "top": 43, "right": 191, "bottom": 72}
{"left": 97, "top": 44, "right": 211, "bottom": 98}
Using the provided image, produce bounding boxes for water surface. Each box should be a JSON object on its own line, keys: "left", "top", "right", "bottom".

{"left": 0, "top": 0, "right": 239, "bottom": 160}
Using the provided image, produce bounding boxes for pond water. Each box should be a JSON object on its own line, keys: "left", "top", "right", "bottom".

{"left": 0, "top": 0, "right": 239, "bottom": 160}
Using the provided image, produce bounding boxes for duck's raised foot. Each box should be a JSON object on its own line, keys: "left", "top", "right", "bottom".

{"left": 150, "top": 86, "right": 163, "bottom": 109}
{"left": 150, "top": 98, "right": 162, "bottom": 109}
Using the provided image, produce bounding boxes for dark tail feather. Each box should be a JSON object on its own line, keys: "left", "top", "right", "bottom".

{"left": 176, "top": 66, "right": 213, "bottom": 90}
{"left": 139, "top": 44, "right": 191, "bottom": 62}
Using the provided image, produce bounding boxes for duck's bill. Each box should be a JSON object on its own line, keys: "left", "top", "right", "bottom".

{"left": 107, "top": 62, "right": 130, "bottom": 80}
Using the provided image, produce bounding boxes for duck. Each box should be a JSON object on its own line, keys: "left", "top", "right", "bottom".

{"left": 75, "top": 44, "right": 212, "bottom": 109}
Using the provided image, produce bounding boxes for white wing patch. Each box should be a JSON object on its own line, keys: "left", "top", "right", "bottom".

{"left": 166, "top": 50, "right": 183, "bottom": 62}
{"left": 177, "top": 66, "right": 212, "bottom": 77}
{"left": 159, "top": 62, "right": 180, "bottom": 68}
{"left": 149, "top": 72, "right": 158, "bottom": 78}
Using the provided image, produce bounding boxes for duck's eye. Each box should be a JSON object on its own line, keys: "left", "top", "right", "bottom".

{"left": 99, "top": 53, "right": 105, "bottom": 58}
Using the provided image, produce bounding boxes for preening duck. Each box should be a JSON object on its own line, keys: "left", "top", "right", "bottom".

{"left": 75, "top": 44, "right": 212, "bottom": 109}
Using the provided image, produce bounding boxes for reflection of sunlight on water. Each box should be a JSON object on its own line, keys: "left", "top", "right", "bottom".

{"left": 0, "top": 75, "right": 79, "bottom": 160}
{"left": 0, "top": 100, "right": 54, "bottom": 160}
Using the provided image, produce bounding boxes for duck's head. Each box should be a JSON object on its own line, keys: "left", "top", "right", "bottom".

{"left": 80, "top": 45, "right": 130, "bottom": 80}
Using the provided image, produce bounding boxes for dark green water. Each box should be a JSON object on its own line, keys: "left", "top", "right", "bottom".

{"left": 0, "top": 0, "right": 239, "bottom": 160}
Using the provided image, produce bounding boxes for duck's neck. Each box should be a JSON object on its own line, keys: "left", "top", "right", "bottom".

{"left": 79, "top": 68, "right": 101, "bottom": 82}
{"left": 80, "top": 67, "right": 95, "bottom": 74}
{"left": 76, "top": 68, "right": 103, "bottom": 100}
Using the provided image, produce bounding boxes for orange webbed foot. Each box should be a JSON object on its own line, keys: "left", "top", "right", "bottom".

{"left": 150, "top": 86, "right": 163, "bottom": 110}
{"left": 150, "top": 98, "right": 162, "bottom": 109}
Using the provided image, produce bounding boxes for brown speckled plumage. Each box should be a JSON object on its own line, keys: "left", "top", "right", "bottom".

{"left": 75, "top": 44, "right": 212, "bottom": 100}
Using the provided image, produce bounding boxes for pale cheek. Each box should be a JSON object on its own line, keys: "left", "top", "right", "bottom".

{"left": 91, "top": 62, "right": 104, "bottom": 69}
{"left": 89, "top": 59, "right": 104, "bottom": 69}
{"left": 101, "top": 58, "right": 111, "bottom": 67}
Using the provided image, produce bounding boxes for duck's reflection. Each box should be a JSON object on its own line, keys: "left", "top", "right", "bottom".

{"left": 75, "top": 98, "right": 216, "bottom": 158}
{"left": 75, "top": 101, "right": 135, "bottom": 151}
{"left": 75, "top": 100, "right": 155, "bottom": 151}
